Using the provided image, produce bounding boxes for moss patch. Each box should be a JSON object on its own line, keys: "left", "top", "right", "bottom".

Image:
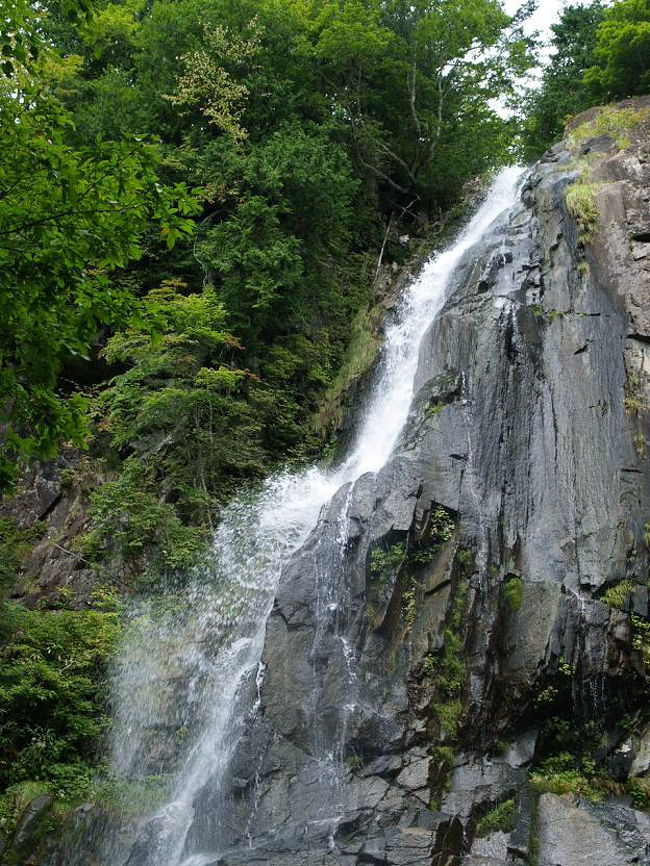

{"left": 565, "top": 180, "right": 602, "bottom": 242}
{"left": 503, "top": 576, "right": 523, "bottom": 612}
{"left": 568, "top": 106, "right": 650, "bottom": 150}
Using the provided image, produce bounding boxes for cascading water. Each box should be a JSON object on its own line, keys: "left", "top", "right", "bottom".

{"left": 87, "top": 166, "right": 524, "bottom": 866}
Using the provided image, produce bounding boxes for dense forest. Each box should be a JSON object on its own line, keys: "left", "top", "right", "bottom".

{"left": 1, "top": 0, "right": 650, "bottom": 856}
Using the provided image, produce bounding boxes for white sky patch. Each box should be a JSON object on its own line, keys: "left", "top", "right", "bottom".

{"left": 489, "top": 0, "right": 591, "bottom": 115}
{"left": 505, "top": 0, "right": 567, "bottom": 44}
{"left": 505, "top": 0, "right": 593, "bottom": 60}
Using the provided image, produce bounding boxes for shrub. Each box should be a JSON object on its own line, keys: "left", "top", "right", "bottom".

{"left": 0, "top": 518, "right": 42, "bottom": 590}
{"left": 631, "top": 614, "right": 650, "bottom": 667}
{"left": 79, "top": 460, "right": 208, "bottom": 577}
{"left": 369, "top": 542, "right": 406, "bottom": 578}
{"left": 0, "top": 602, "right": 120, "bottom": 798}
{"left": 433, "top": 699, "right": 463, "bottom": 738}
{"left": 529, "top": 752, "right": 623, "bottom": 802}
{"left": 565, "top": 180, "right": 602, "bottom": 242}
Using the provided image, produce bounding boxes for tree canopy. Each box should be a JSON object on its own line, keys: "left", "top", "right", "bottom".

{"left": 1, "top": 0, "right": 528, "bottom": 508}
{"left": 0, "top": 1, "right": 197, "bottom": 487}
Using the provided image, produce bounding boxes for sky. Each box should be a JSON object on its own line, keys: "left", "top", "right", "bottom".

{"left": 504, "top": 0, "right": 591, "bottom": 91}
{"left": 504, "top": 0, "right": 566, "bottom": 44}
{"left": 504, "top": 1, "right": 591, "bottom": 55}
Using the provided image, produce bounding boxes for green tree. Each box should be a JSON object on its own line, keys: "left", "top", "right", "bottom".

{"left": 0, "top": 16, "right": 197, "bottom": 490}
{"left": 521, "top": 2, "right": 605, "bottom": 159}
{"left": 0, "top": 602, "right": 120, "bottom": 794}
{"left": 97, "top": 282, "right": 270, "bottom": 522}
{"left": 585, "top": 0, "right": 650, "bottom": 100}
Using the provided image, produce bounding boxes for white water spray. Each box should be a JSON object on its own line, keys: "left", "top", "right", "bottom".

{"left": 100, "top": 166, "right": 524, "bottom": 866}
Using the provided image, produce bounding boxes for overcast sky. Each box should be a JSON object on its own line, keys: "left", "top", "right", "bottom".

{"left": 503, "top": 1, "right": 589, "bottom": 54}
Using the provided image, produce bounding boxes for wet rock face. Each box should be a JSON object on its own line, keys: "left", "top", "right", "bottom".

{"left": 184, "top": 106, "right": 650, "bottom": 865}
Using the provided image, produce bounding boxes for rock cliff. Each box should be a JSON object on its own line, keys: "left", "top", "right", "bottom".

{"left": 173, "top": 100, "right": 650, "bottom": 866}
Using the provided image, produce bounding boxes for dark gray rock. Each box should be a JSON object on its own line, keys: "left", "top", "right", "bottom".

{"left": 177, "top": 107, "right": 650, "bottom": 866}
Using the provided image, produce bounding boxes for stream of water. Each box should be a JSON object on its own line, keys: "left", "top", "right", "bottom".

{"left": 95, "top": 166, "right": 524, "bottom": 866}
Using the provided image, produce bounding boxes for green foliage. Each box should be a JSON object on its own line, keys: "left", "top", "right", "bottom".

{"left": 402, "top": 588, "right": 417, "bottom": 628}
{"left": 430, "top": 745, "right": 455, "bottom": 771}
{"left": 79, "top": 462, "right": 208, "bottom": 576}
{"left": 100, "top": 281, "right": 271, "bottom": 510}
{"left": 624, "top": 375, "right": 648, "bottom": 415}
{"left": 558, "top": 656, "right": 576, "bottom": 677}
{"left": 410, "top": 507, "right": 457, "bottom": 565}
{"left": 475, "top": 797, "right": 517, "bottom": 838}
{"left": 433, "top": 698, "right": 463, "bottom": 738}
{"left": 426, "top": 574, "right": 469, "bottom": 739}
{"left": 535, "top": 685, "right": 559, "bottom": 706}
{"left": 370, "top": 542, "right": 406, "bottom": 578}
{"left": 345, "top": 754, "right": 363, "bottom": 771}
{"left": 565, "top": 179, "right": 603, "bottom": 242}
{"left": 521, "top": 2, "right": 605, "bottom": 159}
{"left": 530, "top": 706, "right": 650, "bottom": 809}
{"left": 568, "top": 105, "right": 650, "bottom": 149}
{"left": 429, "top": 507, "right": 456, "bottom": 546}
{"left": 600, "top": 578, "right": 636, "bottom": 609}
{"left": 93, "top": 772, "right": 170, "bottom": 816}
{"left": 316, "top": 301, "right": 383, "bottom": 435}
{"left": 503, "top": 576, "right": 523, "bottom": 612}
{"left": 530, "top": 752, "right": 623, "bottom": 801}
{"left": 521, "top": 0, "right": 650, "bottom": 158}
{"left": 0, "top": 18, "right": 197, "bottom": 490}
{"left": 584, "top": 0, "right": 650, "bottom": 101}
{"left": 631, "top": 614, "right": 650, "bottom": 666}
{"left": 0, "top": 518, "right": 42, "bottom": 590}
{"left": 0, "top": 602, "right": 120, "bottom": 799}
{"left": 85, "top": 278, "right": 327, "bottom": 563}
{"left": 166, "top": 19, "right": 260, "bottom": 140}
{"left": 629, "top": 776, "right": 650, "bottom": 809}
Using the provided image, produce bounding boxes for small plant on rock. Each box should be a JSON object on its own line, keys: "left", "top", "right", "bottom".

{"left": 601, "top": 578, "right": 635, "bottom": 610}
{"left": 369, "top": 542, "right": 406, "bottom": 578}
{"left": 475, "top": 797, "right": 517, "bottom": 838}
{"left": 503, "top": 576, "right": 523, "bottom": 612}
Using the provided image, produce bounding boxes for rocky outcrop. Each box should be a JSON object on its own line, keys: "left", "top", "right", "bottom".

{"left": 0, "top": 450, "right": 107, "bottom": 608}
{"left": 167, "top": 101, "right": 650, "bottom": 866}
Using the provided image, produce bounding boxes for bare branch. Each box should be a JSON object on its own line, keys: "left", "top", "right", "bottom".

{"left": 373, "top": 211, "right": 393, "bottom": 283}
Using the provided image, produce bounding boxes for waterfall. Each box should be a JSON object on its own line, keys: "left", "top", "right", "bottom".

{"left": 90, "top": 166, "right": 524, "bottom": 866}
